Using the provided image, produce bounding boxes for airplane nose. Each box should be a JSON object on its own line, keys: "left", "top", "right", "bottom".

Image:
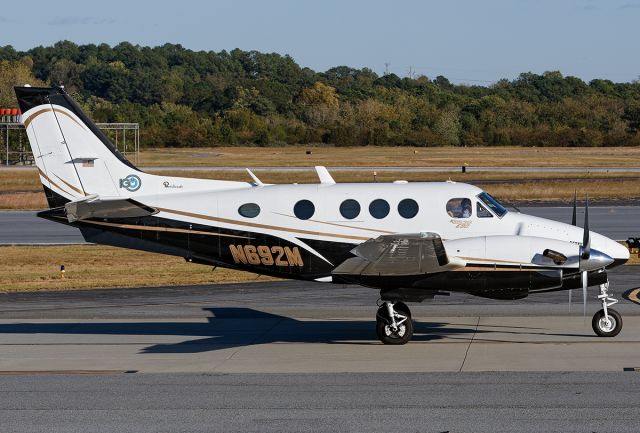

{"left": 608, "top": 239, "right": 630, "bottom": 268}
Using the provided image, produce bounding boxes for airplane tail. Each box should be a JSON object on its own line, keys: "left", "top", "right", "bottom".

{"left": 15, "top": 85, "right": 144, "bottom": 208}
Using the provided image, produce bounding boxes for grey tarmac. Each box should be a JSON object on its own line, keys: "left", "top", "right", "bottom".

{"left": 2, "top": 270, "right": 640, "bottom": 432}
{"left": 1, "top": 205, "right": 639, "bottom": 244}
{"left": 1, "top": 266, "right": 640, "bottom": 374}
{"left": 1, "top": 372, "right": 639, "bottom": 433}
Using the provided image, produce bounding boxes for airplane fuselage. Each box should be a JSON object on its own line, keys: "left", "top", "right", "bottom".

{"left": 41, "top": 179, "right": 629, "bottom": 301}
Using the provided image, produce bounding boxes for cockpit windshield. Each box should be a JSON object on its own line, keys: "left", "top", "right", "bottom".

{"left": 477, "top": 192, "right": 508, "bottom": 218}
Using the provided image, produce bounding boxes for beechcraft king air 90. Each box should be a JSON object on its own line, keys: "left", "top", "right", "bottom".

{"left": 15, "top": 85, "right": 631, "bottom": 344}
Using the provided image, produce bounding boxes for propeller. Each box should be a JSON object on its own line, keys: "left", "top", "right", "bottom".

{"left": 567, "top": 191, "right": 590, "bottom": 315}
{"left": 580, "top": 194, "right": 590, "bottom": 317}
{"left": 581, "top": 194, "right": 590, "bottom": 260}
{"left": 564, "top": 193, "right": 613, "bottom": 316}
{"left": 569, "top": 190, "right": 577, "bottom": 310}
{"left": 571, "top": 189, "right": 577, "bottom": 226}
{"left": 581, "top": 269, "right": 588, "bottom": 317}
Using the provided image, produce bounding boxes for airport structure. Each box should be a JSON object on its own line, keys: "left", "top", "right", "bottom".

{"left": 0, "top": 107, "right": 140, "bottom": 165}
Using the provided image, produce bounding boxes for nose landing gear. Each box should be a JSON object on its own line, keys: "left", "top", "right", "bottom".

{"left": 592, "top": 282, "right": 623, "bottom": 337}
{"left": 376, "top": 301, "right": 413, "bottom": 345}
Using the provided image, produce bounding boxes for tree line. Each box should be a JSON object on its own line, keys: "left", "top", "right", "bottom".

{"left": 1, "top": 41, "right": 640, "bottom": 148}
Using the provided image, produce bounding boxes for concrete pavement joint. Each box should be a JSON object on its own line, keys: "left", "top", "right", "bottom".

{"left": 459, "top": 316, "right": 480, "bottom": 372}
{"left": 211, "top": 317, "right": 286, "bottom": 372}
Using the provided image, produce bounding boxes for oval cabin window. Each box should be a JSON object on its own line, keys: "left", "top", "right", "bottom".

{"left": 369, "top": 199, "right": 390, "bottom": 219}
{"left": 238, "top": 203, "right": 260, "bottom": 218}
{"left": 398, "top": 198, "right": 419, "bottom": 219}
{"left": 340, "top": 199, "right": 361, "bottom": 220}
{"left": 294, "top": 200, "right": 315, "bottom": 220}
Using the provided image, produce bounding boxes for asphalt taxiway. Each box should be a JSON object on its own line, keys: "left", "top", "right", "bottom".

{"left": 1, "top": 267, "right": 640, "bottom": 374}
{"left": 2, "top": 270, "right": 640, "bottom": 431}
{"left": 1, "top": 205, "right": 638, "bottom": 244}
{"left": 1, "top": 372, "right": 639, "bottom": 433}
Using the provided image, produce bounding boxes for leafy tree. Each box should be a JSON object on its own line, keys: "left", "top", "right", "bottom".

{"left": 434, "top": 109, "right": 461, "bottom": 145}
{"left": 0, "top": 41, "right": 639, "bottom": 147}
{"left": 0, "top": 60, "right": 46, "bottom": 106}
{"left": 623, "top": 101, "right": 640, "bottom": 134}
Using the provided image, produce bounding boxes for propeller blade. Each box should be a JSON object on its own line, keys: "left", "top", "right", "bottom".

{"left": 581, "top": 270, "right": 588, "bottom": 317}
{"left": 568, "top": 289, "right": 572, "bottom": 311}
{"left": 581, "top": 194, "right": 590, "bottom": 260}
{"left": 571, "top": 190, "right": 577, "bottom": 226}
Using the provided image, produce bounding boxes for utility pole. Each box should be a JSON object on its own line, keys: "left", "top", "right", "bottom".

{"left": 384, "top": 62, "right": 390, "bottom": 76}
{"left": 408, "top": 66, "right": 415, "bottom": 79}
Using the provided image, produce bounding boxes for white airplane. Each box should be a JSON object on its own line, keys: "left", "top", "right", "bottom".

{"left": 15, "top": 85, "right": 631, "bottom": 344}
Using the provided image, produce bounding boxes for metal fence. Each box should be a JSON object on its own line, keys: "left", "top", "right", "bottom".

{"left": 1, "top": 120, "right": 139, "bottom": 166}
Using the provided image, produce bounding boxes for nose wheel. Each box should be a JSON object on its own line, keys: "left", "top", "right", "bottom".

{"left": 591, "top": 282, "right": 623, "bottom": 337}
{"left": 376, "top": 301, "right": 413, "bottom": 345}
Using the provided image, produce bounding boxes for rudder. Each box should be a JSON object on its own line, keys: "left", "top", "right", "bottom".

{"left": 15, "top": 85, "right": 140, "bottom": 208}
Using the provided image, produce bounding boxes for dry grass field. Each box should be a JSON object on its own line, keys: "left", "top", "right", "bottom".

{"left": 0, "top": 244, "right": 276, "bottom": 292}
{"left": 2, "top": 167, "right": 640, "bottom": 209}
{"left": 137, "top": 146, "right": 640, "bottom": 168}
{"left": 0, "top": 243, "right": 636, "bottom": 292}
{"left": 2, "top": 145, "right": 640, "bottom": 209}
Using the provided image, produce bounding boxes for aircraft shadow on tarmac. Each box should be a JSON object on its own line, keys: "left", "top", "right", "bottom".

{"left": 0, "top": 307, "right": 593, "bottom": 354}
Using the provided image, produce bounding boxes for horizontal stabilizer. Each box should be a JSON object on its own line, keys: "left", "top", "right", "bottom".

{"left": 65, "top": 195, "right": 158, "bottom": 222}
{"left": 332, "top": 233, "right": 464, "bottom": 277}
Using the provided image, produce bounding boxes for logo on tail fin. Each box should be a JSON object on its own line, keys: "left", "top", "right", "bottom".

{"left": 119, "top": 174, "right": 141, "bottom": 192}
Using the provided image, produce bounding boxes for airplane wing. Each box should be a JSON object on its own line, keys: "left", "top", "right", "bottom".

{"left": 65, "top": 194, "right": 158, "bottom": 222}
{"left": 332, "top": 232, "right": 465, "bottom": 277}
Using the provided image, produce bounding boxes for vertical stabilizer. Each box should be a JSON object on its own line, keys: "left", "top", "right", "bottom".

{"left": 15, "top": 86, "right": 141, "bottom": 207}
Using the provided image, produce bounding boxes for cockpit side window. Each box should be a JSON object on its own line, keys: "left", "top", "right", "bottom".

{"left": 477, "top": 192, "right": 507, "bottom": 218}
{"left": 477, "top": 202, "right": 493, "bottom": 218}
{"left": 446, "top": 198, "right": 472, "bottom": 218}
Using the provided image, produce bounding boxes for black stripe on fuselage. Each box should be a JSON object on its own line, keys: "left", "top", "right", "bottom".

{"left": 41, "top": 185, "right": 71, "bottom": 209}
{"left": 39, "top": 210, "right": 343, "bottom": 281}
{"left": 37, "top": 210, "right": 608, "bottom": 296}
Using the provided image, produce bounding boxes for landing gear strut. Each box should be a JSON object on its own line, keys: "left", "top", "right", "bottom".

{"left": 376, "top": 301, "right": 413, "bottom": 345}
{"left": 592, "top": 282, "right": 623, "bottom": 337}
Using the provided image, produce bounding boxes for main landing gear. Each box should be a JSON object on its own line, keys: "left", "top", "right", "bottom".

{"left": 592, "top": 282, "right": 623, "bottom": 337}
{"left": 376, "top": 301, "right": 413, "bottom": 345}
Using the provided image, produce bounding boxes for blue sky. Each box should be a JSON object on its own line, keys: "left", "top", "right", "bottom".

{"left": 1, "top": 0, "right": 639, "bottom": 84}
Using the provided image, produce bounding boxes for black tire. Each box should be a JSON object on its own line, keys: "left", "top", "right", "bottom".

{"left": 592, "top": 308, "right": 623, "bottom": 337}
{"left": 376, "top": 314, "right": 413, "bottom": 345}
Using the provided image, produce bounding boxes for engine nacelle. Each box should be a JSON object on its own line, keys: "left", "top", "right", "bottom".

{"left": 444, "top": 235, "right": 581, "bottom": 270}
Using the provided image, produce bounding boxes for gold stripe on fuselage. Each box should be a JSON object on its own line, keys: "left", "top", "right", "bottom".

{"left": 458, "top": 266, "right": 548, "bottom": 272}
{"left": 458, "top": 256, "right": 524, "bottom": 265}
{"left": 157, "top": 207, "right": 371, "bottom": 241}
{"left": 273, "top": 212, "right": 395, "bottom": 235}
{"left": 54, "top": 173, "right": 85, "bottom": 195}
{"left": 37, "top": 168, "right": 75, "bottom": 198}
{"left": 80, "top": 219, "right": 250, "bottom": 239}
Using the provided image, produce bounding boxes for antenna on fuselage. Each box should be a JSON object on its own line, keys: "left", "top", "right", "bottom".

{"left": 315, "top": 166, "right": 336, "bottom": 185}
{"left": 246, "top": 168, "right": 264, "bottom": 187}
